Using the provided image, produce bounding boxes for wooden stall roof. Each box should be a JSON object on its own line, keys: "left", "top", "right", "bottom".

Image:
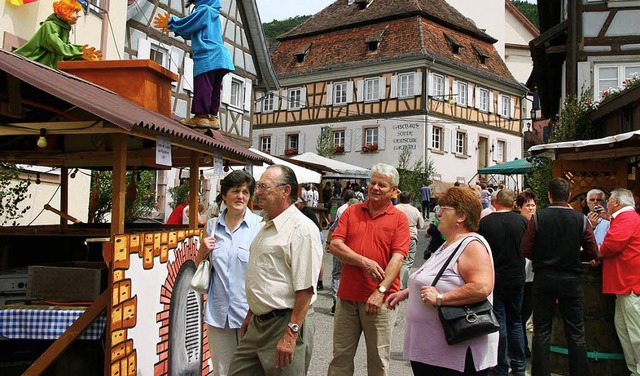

{"left": 0, "top": 49, "right": 271, "bottom": 168}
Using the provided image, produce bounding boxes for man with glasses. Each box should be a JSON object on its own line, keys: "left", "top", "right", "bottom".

{"left": 599, "top": 188, "right": 640, "bottom": 376}
{"left": 229, "top": 165, "right": 323, "bottom": 375}
{"left": 585, "top": 189, "right": 610, "bottom": 245}
{"left": 327, "top": 163, "right": 410, "bottom": 376}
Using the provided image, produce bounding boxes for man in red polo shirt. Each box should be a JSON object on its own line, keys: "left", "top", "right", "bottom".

{"left": 600, "top": 188, "right": 640, "bottom": 376}
{"left": 327, "top": 163, "right": 410, "bottom": 376}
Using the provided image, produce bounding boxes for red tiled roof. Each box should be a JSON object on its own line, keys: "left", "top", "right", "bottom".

{"left": 271, "top": 17, "right": 516, "bottom": 85}
{"left": 280, "top": 0, "right": 496, "bottom": 43}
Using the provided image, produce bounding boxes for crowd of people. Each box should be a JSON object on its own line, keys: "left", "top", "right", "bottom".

{"left": 184, "top": 165, "right": 639, "bottom": 376}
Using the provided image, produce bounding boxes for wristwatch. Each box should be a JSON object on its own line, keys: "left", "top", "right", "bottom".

{"left": 377, "top": 284, "right": 387, "bottom": 294}
{"left": 287, "top": 322, "right": 300, "bottom": 333}
{"left": 436, "top": 292, "right": 444, "bottom": 307}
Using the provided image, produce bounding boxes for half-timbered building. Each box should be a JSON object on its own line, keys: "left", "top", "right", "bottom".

{"left": 253, "top": 0, "right": 528, "bottom": 186}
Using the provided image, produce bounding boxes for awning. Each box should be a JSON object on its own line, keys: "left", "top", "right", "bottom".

{"left": 249, "top": 148, "right": 321, "bottom": 184}
{"left": 289, "top": 152, "right": 370, "bottom": 179}
{"left": 528, "top": 129, "right": 640, "bottom": 161}
{"left": 478, "top": 158, "right": 532, "bottom": 175}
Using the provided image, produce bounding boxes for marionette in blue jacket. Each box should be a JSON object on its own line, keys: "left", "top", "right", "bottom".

{"left": 154, "top": 0, "right": 235, "bottom": 130}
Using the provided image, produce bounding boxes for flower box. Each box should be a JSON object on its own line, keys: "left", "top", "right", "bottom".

{"left": 334, "top": 145, "right": 345, "bottom": 153}
{"left": 284, "top": 148, "right": 298, "bottom": 156}
{"left": 362, "top": 144, "right": 378, "bottom": 153}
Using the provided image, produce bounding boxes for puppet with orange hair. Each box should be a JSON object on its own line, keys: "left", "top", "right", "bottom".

{"left": 14, "top": 0, "right": 101, "bottom": 68}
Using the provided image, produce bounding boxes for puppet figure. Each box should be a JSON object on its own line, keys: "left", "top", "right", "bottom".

{"left": 154, "top": 0, "right": 234, "bottom": 131}
{"left": 14, "top": 0, "right": 102, "bottom": 68}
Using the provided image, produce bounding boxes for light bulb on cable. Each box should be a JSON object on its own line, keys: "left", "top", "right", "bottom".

{"left": 37, "top": 128, "right": 47, "bottom": 148}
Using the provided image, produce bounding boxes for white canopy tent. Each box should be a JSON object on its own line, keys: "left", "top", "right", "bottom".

{"left": 290, "top": 152, "right": 370, "bottom": 179}
{"left": 249, "top": 148, "right": 321, "bottom": 184}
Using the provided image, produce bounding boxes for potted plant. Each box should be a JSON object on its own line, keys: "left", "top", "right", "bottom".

{"left": 334, "top": 145, "right": 345, "bottom": 153}
{"left": 367, "top": 143, "right": 378, "bottom": 152}
{"left": 284, "top": 147, "right": 298, "bottom": 156}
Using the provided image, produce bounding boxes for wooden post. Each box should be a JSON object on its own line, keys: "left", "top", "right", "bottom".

{"left": 111, "top": 134, "right": 127, "bottom": 236}
{"left": 189, "top": 151, "right": 200, "bottom": 229}
{"left": 60, "top": 167, "right": 68, "bottom": 228}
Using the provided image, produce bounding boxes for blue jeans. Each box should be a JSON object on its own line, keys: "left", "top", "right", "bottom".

{"left": 331, "top": 255, "right": 342, "bottom": 303}
{"left": 493, "top": 281, "right": 526, "bottom": 373}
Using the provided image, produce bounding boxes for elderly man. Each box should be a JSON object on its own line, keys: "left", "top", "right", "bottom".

{"left": 585, "top": 188, "right": 611, "bottom": 245}
{"left": 522, "top": 178, "right": 599, "bottom": 376}
{"left": 327, "top": 163, "right": 410, "bottom": 376}
{"left": 479, "top": 189, "right": 528, "bottom": 376}
{"left": 228, "top": 165, "right": 323, "bottom": 375}
{"left": 599, "top": 188, "right": 640, "bottom": 376}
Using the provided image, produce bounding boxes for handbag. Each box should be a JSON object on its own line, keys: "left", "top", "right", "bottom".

{"left": 190, "top": 217, "right": 218, "bottom": 294}
{"left": 432, "top": 236, "right": 500, "bottom": 345}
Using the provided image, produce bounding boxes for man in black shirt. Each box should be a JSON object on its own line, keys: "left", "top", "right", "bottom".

{"left": 479, "top": 189, "right": 528, "bottom": 376}
{"left": 521, "top": 178, "right": 599, "bottom": 376}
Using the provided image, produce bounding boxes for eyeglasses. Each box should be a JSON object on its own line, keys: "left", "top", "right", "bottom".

{"left": 435, "top": 206, "right": 456, "bottom": 215}
{"left": 588, "top": 198, "right": 603, "bottom": 202}
{"left": 255, "top": 183, "right": 286, "bottom": 192}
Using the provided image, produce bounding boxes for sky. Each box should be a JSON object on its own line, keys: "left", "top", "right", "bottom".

{"left": 255, "top": 0, "right": 537, "bottom": 23}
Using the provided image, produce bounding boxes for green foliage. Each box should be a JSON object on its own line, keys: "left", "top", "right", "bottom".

{"left": 316, "top": 126, "right": 333, "bottom": 157}
{"left": 168, "top": 182, "right": 190, "bottom": 210}
{"left": 0, "top": 163, "right": 31, "bottom": 225}
{"left": 91, "top": 170, "right": 159, "bottom": 223}
{"left": 525, "top": 87, "right": 595, "bottom": 208}
{"left": 397, "top": 148, "right": 435, "bottom": 207}
{"left": 262, "top": 15, "right": 310, "bottom": 47}
{"left": 512, "top": 0, "right": 539, "bottom": 28}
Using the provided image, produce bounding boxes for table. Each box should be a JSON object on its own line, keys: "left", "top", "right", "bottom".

{"left": 0, "top": 306, "right": 107, "bottom": 340}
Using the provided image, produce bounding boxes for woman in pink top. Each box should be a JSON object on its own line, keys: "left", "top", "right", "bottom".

{"left": 386, "top": 186, "right": 498, "bottom": 375}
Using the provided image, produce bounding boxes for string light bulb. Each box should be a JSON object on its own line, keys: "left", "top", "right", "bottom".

{"left": 223, "top": 160, "right": 230, "bottom": 172}
{"left": 37, "top": 128, "right": 47, "bottom": 148}
{"left": 70, "top": 168, "right": 78, "bottom": 179}
{"left": 35, "top": 173, "right": 41, "bottom": 185}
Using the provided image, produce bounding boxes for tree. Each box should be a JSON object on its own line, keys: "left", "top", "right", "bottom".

{"left": 90, "top": 170, "right": 160, "bottom": 223}
{"left": 525, "top": 86, "right": 595, "bottom": 208}
{"left": 262, "top": 16, "right": 310, "bottom": 47}
{"left": 512, "top": 0, "right": 539, "bottom": 28}
{"left": 0, "top": 163, "right": 31, "bottom": 225}
{"left": 397, "top": 148, "right": 436, "bottom": 207}
{"left": 316, "top": 126, "right": 333, "bottom": 157}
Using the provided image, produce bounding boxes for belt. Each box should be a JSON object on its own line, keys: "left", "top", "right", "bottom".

{"left": 255, "top": 309, "right": 291, "bottom": 322}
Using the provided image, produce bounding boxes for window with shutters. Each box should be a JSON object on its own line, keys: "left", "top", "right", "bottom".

{"left": 455, "top": 131, "right": 467, "bottom": 155}
{"left": 332, "top": 130, "right": 345, "bottom": 148}
{"left": 365, "top": 127, "right": 378, "bottom": 147}
{"left": 432, "top": 74, "right": 445, "bottom": 100}
{"left": 260, "top": 137, "right": 272, "bottom": 154}
{"left": 595, "top": 64, "right": 640, "bottom": 100}
{"left": 478, "top": 88, "right": 489, "bottom": 112}
{"left": 334, "top": 82, "right": 348, "bottom": 105}
{"left": 431, "top": 125, "right": 443, "bottom": 151}
{"left": 288, "top": 88, "right": 303, "bottom": 110}
{"left": 150, "top": 45, "right": 168, "bottom": 68}
{"left": 398, "top": 73, "right": 415, "bottom": 98}
{"left": 499, "top": 95, "right": 511, "bottom": 118}
{"left": 456, "top": 81, "right": 468, "bottom": 106}
{"left": 496, "top": 140, "right": 505, "bottom": 162}
{"left": 262, "top": 93, "right": 274, "bottom": 113}
{"left": 364, "top": 78, "right": 380, "bottom": 102}
{"left": 229, "top": 78, "right": 244, "bottom": 109}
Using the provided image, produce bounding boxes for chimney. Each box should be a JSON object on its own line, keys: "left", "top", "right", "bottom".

{"left": 58, "top": 60, "right": 178, "bottom": 117}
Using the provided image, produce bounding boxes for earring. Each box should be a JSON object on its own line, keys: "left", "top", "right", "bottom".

{"left": 456, "top": 222, "right": 460, "bottom": 227}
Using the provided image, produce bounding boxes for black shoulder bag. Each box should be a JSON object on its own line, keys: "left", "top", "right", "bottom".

{"left": 431, "top": 236, "right": 500, "bottom": 345}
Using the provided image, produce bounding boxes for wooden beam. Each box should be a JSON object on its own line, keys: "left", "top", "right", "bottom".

{"left": 189, "top": 151, "right": 200, "bottom": 229}
{"left": 556, "top": 146, "right": 640, "bottom": 161}
{"left": 22, "top": 289, "right": 110, "bottom": 376}
{"left": 60, "top": 167, "right": 68, "bottom": 228}
{"left": 111, "top": 134, "right": 127, "bottom": 236}
{"left": 0, "top": 121, "right": 110, "bottom": 135}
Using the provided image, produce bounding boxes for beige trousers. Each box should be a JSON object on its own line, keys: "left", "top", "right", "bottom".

{"left": 206, "top": 321, "right": 241, "bottom": 376}
{"left": 615, "top": 293, "right": 640, "bottom": 376}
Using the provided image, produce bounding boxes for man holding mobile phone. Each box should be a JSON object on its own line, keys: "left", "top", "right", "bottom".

{"left": 586, "top": 189, "right": 611, "bottom": 246}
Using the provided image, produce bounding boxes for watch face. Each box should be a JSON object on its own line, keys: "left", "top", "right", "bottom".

{"left": 288, "top": 323, "right": 299, "bottom": 333}
{"left": 378, "top": 285, "right": 386, "bottom": 293}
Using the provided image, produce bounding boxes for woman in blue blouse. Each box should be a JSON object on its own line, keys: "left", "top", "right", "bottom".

{"left": 195, "top": 170, "right": 261, "bottom": 376}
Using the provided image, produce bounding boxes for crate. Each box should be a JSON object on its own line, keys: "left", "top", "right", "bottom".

{"left": 27, "top": 262, "right": 107, "bottom": 302}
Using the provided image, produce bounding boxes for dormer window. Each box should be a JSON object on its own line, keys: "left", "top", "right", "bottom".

{"left": 472, "top": 44, "right": 489, "bottom": 65}
{"left": 365, "top": 26, "right": 387, "bottom": 54}
{"left": 367, "top": 41, "right": 379, "bottom": 52}
{"left": 293, "top": 43, "right": 312, "bottom": 65}
{"left": 444, "top": 33, "right": 462, "bottom": 55}
{"left": 355, "top": 0, "right": 370, "bottom": 9}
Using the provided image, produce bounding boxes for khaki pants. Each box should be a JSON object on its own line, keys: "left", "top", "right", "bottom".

{"left": 327, "top": 298, "right": 397, "bottom": 376}
{"left": 615, "top": 293, "right": 640, "bottom": 376}
{"left": 206, "top": 321, "right": 241, "bottom": 376}
{"left": 228, "top": 308, "right": 314, "bottom": 376}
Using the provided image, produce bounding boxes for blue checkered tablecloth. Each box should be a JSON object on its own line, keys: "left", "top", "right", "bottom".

{"left": 0, "top": 308, "right": 107, "bottom": 340}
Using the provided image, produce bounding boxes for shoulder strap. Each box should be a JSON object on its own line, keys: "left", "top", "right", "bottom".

{"left": 431, "top": 236, "right": 477, "bottom": 287}
{"left": 206, "top": 217, "right": 218, "bottom": 238}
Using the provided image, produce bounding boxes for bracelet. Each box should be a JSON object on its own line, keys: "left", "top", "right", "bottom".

{"left": 436, "top": 292, "right": 444, "bottom": 307}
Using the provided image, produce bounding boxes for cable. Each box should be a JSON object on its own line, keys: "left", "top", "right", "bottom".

{"left": 27, "top": 183, "right": 61, "bottom": 226}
